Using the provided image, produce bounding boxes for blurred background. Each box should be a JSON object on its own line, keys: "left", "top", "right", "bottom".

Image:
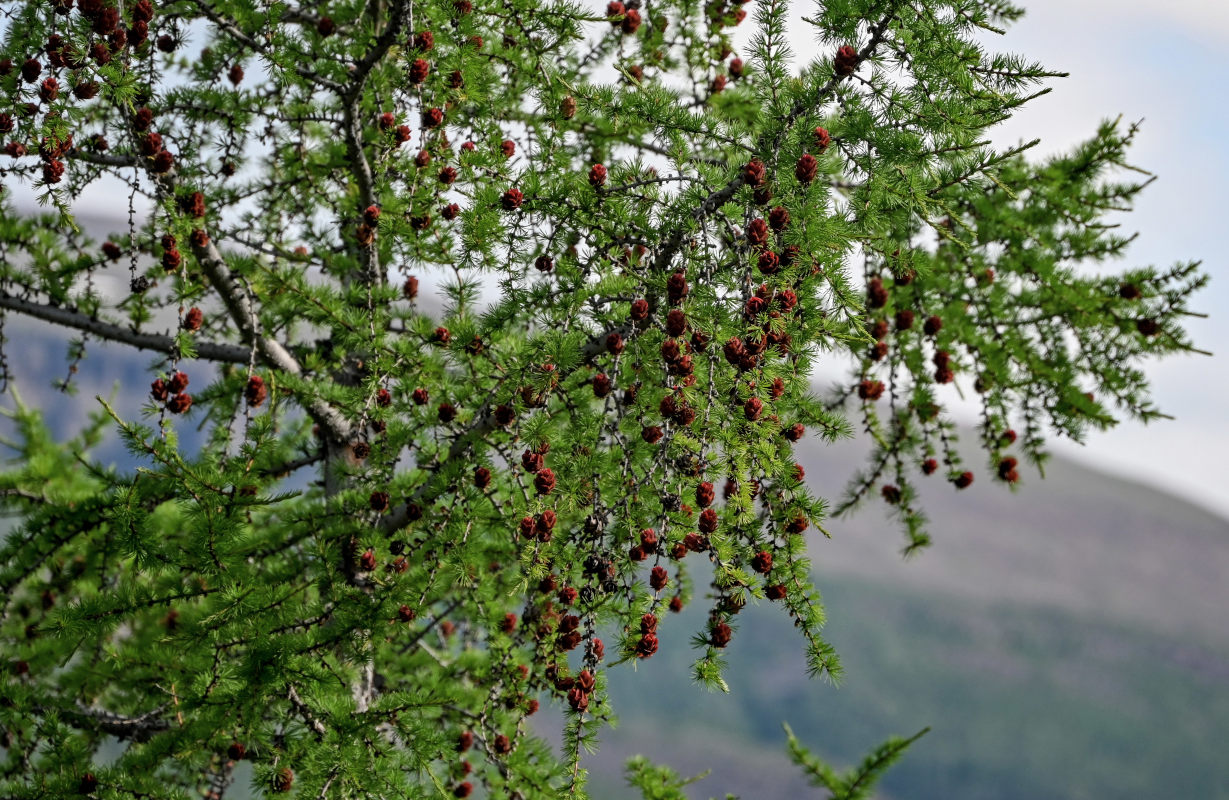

{"left": 3, "top": 0, "right": 1226, "bottom": 797}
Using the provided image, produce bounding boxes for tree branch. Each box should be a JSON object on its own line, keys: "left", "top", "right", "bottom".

{"left": 186, "top": 0, "right": 344, "bottom": 91}
{"left": 0, "top": 293, "right": 251, "bottom": 364}
{"left": 649, "top": 2, "right": 901, "bottom": 277}
{"left": 187, "top": 234, "right": 353, "bottom": 442}
{"left": 287, "top": 683, "right": 329, "bottom": 739}
{"left": 65, "top": 149, "right": 141, "bottom": 169}
{"left": 344, "top": 0, "right": 413, "bottom": 104}
{"left": 49, "top": 703, "right": 173, "bottom": 742}
{"left": 379, "top": 324, "right": 632, "bottom": 533}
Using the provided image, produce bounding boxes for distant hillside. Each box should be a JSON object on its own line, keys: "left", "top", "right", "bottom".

{"left": 797, "top": 432, "right": 1229, "bottom": 644}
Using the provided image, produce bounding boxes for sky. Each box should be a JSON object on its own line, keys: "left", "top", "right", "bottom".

{"left": 4, "top": 0, "right": 1225, "bottom": 517}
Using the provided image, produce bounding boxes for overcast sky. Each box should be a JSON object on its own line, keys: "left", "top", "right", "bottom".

{"left": 4, "top": 0, "right": 1224, "bottom": 517}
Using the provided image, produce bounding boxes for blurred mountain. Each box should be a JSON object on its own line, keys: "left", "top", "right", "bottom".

{"left": 2, "top": 311, "right": 1227, "bottom": 800}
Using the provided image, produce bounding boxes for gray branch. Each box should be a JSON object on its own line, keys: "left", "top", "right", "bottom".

{"left": 188, "top": 232, "right": 354, "bottom": 442}
{"left": 56, "top": 703, "right": 172, "bottom": 742}
{"left": 0, "top": 293, "right": 251, "bottom": 364}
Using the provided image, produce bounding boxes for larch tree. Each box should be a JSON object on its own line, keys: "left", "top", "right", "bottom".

{"left": 0, "top": 0, "right": 1207, "bottom": 796}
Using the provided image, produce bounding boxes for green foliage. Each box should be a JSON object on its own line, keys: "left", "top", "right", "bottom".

{"left": 785, "top": 722, "right": 929, "bottom": 800}
{"left": 0, "top": 0, "right": 1206, "bottom": 796}
{"left": 624, "top": 755, "right": 709, "bottom": 800}
{"left": 622, "top": 725, "right": 926, "bottom": 800}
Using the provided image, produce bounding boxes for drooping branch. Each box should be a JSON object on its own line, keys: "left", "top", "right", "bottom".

{"left": 31, "top": 158, "right": 355, "bottom": 441}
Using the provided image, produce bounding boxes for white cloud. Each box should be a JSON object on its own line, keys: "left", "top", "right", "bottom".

{"left": 1022, "top": 0, "right": 1229, "bottom": 47}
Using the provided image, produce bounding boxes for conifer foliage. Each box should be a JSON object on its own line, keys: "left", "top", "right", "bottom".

{"left": 0, "top": 0, "right": 1206, "bottom": 795}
